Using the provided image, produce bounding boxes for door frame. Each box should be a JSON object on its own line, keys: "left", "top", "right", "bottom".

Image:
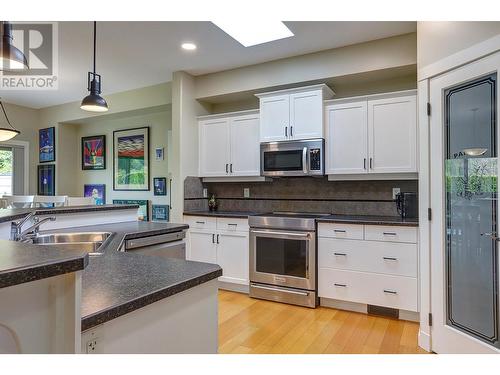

{"left": 427, "top": 53, "right": 500, "bottom": 353}
{"left": 418, "top": 42, "right": 500, "bottom": 353}
{"left": 0, "top": 139, "right": 30, "bottom": 195}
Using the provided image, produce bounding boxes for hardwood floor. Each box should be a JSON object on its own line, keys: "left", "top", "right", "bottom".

{"left": 218, "top": 290, "right": 428, "bottom": 354}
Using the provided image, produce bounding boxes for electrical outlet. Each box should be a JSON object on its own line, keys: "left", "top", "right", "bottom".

{"left": 86, "top": 338, "right": 99, "bottom": 354}
{"left": 203, "top": 188, "right": 208, "bottom": 198}
{"left": 243, "top": 188, "right": 250, "bottom": 198}
{"left": 392, "top": 188, "right": 401, "bottom": 200}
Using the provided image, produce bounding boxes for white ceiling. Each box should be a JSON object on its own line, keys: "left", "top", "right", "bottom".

{"left": 0, "top": 21, "right": 416, "bottom": 109}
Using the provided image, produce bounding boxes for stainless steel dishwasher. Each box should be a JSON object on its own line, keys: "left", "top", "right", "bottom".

{"left": 121, "top": 230, "right": 186, "bottom": 259}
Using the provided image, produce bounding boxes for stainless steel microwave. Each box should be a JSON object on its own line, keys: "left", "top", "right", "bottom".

{"left": 260, "top": 139, "right": 324, "bottom": 177}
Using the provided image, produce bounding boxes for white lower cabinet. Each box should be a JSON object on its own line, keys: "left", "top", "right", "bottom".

{"left": 318, "top": 222, "right": 418, "bottom": 312}
{"left": 185, "top": 216, "right": 249, "bottom": 288}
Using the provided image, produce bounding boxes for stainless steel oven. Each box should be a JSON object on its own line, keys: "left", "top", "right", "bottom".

{"left": 260, "top": 139, "right": 324, "bottom": 177}
{"left": 249, "top": 212, "right": 326, "bottom": 308}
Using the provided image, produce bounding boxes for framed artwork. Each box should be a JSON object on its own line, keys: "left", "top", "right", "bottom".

{"left": 153, "top": 177, "right": 167, "bottom": 196}
{"left": 152, "top": 205, "right": 169, "bottom": 222}
{"left": 38, "top": 164, "right": 55, "bottom": 196}
{"left": 113, "top": 199, "right": 149, "bottom": 221}
{"left": 113, "top": 127, "right": 150, "bottom": 191}
{"left": 39, "top": 127, "right": 55, "bottom": 163}
{"left": 82, "top": 135, "right": 106, "bottom": 170}
{"left": 84, "top": 184, "right": 106, "bottom": 205}
{"left": 155, "top": 147, "right": 164, "bottom": 161}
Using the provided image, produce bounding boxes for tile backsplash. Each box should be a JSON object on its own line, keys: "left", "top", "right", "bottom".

{"left": 184, "top": 176, "right": 418, "bottom": 216}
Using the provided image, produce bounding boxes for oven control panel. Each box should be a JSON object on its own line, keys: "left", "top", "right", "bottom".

{"left": 310, "top": 148, "right": 321, "bottom": 171}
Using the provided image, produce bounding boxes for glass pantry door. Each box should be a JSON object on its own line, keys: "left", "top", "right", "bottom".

{"left": 430, "top": 52, "right": 500, "bottom": 353}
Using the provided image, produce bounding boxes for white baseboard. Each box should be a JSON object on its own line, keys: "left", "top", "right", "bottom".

{"left": 418, "top": 329, "right": 432, "bottom": 352}
{"left": 218, "top": 280, "right": 249, "bottom": 294}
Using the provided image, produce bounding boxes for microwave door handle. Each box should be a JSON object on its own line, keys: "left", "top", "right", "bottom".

{"left": 302, "top": 147, "right": 308, "bottom": 174}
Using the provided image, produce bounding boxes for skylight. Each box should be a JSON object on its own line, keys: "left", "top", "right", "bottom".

{"left": 212, "top": 21, "right": 294, "bottom": 47}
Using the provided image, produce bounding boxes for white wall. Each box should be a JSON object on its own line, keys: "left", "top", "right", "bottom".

{"left": 64, "top": 108, "right": 172, "bottom": 206}
{"left": 417, "top": 22, "right": 500, "bottom": 70}
{"left": 195, "top": 33, "right": 417, "bottom": 100}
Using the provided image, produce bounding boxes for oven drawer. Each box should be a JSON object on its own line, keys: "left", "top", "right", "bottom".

{"left": 318, "top": 268, "right": 417, "bottom": 311}
{"left": 217, "top": 217, "right": 249, "bottom": 232}
{"left": 364, "top": 225, "right": 417, "bottom": 243}
{"left": 183, "top": 216, "right": 216, "bottom": 231}
{"left": 318, "top": 238, "right": 417, "bottom": 277}
{"left": 318, "top": 223, "right": 364, "bottom": 240}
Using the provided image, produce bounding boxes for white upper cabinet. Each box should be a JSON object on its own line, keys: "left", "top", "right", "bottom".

{"left": 199, "top": 118, "right": 230, "bottom": 177}
{"left": 325, "top": 100, "right": 368, "bottom": 174}
{"left": 198, "top": 110, "right": 260, "bottom": 177}
{"left": 230, "top": 114, "right": 260, "bottom": 176}
{"left": 368, "top": 94, "right": 417, "bottom": 173}
{"left": 325, "top": 90, "right": 417, "bottom": 177}
{"left": 256, "top": 84, "right": 334, "bottom": 142}
{"left": 259, "top": 95, "right": 290, "bottom": 142}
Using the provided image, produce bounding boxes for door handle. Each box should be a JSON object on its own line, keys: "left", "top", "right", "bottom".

{"left": 216, "top": 234, "right": 219, "bottom": 244}
{"left": 334, "top": 252, "right": 347, "bottom": 256}
{"left": 363, "top": 158, "right": 367, "bottom": 170}
{"left": 369, "top": 157, "right": 373, "bottom": 169}
{"left": 302, "top": 147, "right": 308, "bottom": 174}
{"left": 290, "top": 126, "right": 293, "bottom": 137}
{"left": 169, "top": 178, "right": 172, "bottom": 210}
{"left": 285, "top": 126, "right": 288, "bottom": 138}
{"left": 212, "top": 233, "right": 215, "bottom": 244}
{"left": 383, "top": 257, "right": 398, "bottom": 261}
{"left": 230, "top": 163, "right": 233, "bottom": 173}
{"left": 383, "top": 289, "right": 398, "bottom": 295}
{"left": 334, "top": 229, "right": 346, "bottom": 233}
{"left": 334, "top": 283, "right": 347, "bottom": 288}
{"left": 251, "top": 230, "right": 310, "bottom": 238}
{"left": 225, "top": 163, "right": 228, "bottom": 173}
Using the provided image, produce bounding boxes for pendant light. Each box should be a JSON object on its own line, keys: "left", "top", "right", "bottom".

{"left": 80, "top": 21, "right": 108, "bottom": 112}
{"left": 462, "top": 108, "right": 487, "bottom": 157}
{"left": 0, "top": 99, "right": 20, "bottom": 141}
{"left": 0, "top": 21, "right": 29, "bottom": 71}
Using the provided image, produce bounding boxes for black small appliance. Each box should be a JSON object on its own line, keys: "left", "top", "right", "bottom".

{"left": 396, "top": 192, "right": 418, "bottom": 218}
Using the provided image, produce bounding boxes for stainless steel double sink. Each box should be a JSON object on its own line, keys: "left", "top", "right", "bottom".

{"left": 26, "top": 232, "right": 113, "bottom": 255}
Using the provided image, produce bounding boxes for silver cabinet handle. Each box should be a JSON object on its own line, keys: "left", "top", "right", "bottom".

{"left": 302, "top": 147, "right": 308, "bottom": 174}
{"left": 383, "top": 289, "right": 398, "bottom": 295}
{"left": 334, "top": 229, "right": 346, "bottom": 233}
{"left": 225, "top": 164, "right": 229, "bottom": 173}
{"left": 216, "top": 234, "right": 219, "bottom": 244}
{"left": 334, "top": 283, "right": 347, "bottom": 287}
{"left": 230, "top": 164, "right": 233, "bottom": 173}
{"left": 290, "top": 126, "right": 293, "bottom": 137}
{"left": 251, "top": 284, "right": 309, "bottom": 296}
{"left": 195, "top": 221, "right": 206, "bottom": 224}
{"left": 212, "top": 233, "right": 215, "bottom": 243}
{"left": 383, "top": 232, "right": 397, "bottom": 236}
{"left": 369, "top": 157, "right": 373, "bottom": 169}
{"left": 383, "top": 256, "right": 398, "bottom": 261}
{"left": 285, "top": 126, "right": 288, "bottom": 137}
{"left": 334, "top": 252, "right": 347, "bottom": 256}
{"left": 227, "top": 223, "right": 238, "bottom": 227}
{"left": 363, "top": 158, "right": 367, "bottom": 170}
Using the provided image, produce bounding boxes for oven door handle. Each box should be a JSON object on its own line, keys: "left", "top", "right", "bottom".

{"left": 251, "top": 284, "right": 310, "bottom": 296}
{"left": 251, "top": 230, "right": 311, "bottom": 238}
{"left": 302, "top": 147, "right": 308, "bottom": 174}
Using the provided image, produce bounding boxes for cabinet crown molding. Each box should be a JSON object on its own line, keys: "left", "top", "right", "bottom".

{"left": 197, "top": 109, "right": 259, "bottom": 121}
{"left": 324, "top": 89, "right": 417, "bottom": 106}
{"left": 255, "top": 83, "right": 334, "bottom": 99}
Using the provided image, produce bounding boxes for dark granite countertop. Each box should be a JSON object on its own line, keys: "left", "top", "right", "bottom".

{"left": 0, "top": 204, "right": 140, "bottom": 224}
{"left": 183, "top": 210, "right": 258, "bottom": 218}
{"left": 0, "top": 240, "right": 89, "bottom": 288}
{"left": 42, "top": 221, "right": 221, "bottom": 332}
{"left": 316, "top": 214, "right": 419, "bottom": 227}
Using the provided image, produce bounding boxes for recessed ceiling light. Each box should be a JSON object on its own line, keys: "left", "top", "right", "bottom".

{"left": 181, "top": 42, "right": 197, "bottom": 51}
{"left": 212, "top": 21, "right": 293, "bottom": 47}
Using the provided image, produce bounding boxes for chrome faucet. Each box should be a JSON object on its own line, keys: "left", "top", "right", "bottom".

{"left": 10, "top": 213, "right": 56, "bottom": 241}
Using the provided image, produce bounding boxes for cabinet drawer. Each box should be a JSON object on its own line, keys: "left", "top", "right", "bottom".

{"left": 318, "top": 268, "right": 417, "bottom": 311}
{"left": 364, "top": 225, "right": 417, "bottom": 243}
{"left": 183, "top": 216, "right": 216, "bottom": 231}
{"left": 318, "top": 238, "right": 417, "bottom": 277}
{"left": 318, "top": 223, "right": 364, "bottom": 240}
{"left": 216, "top": 217, "right": 249, "bottom": 232}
